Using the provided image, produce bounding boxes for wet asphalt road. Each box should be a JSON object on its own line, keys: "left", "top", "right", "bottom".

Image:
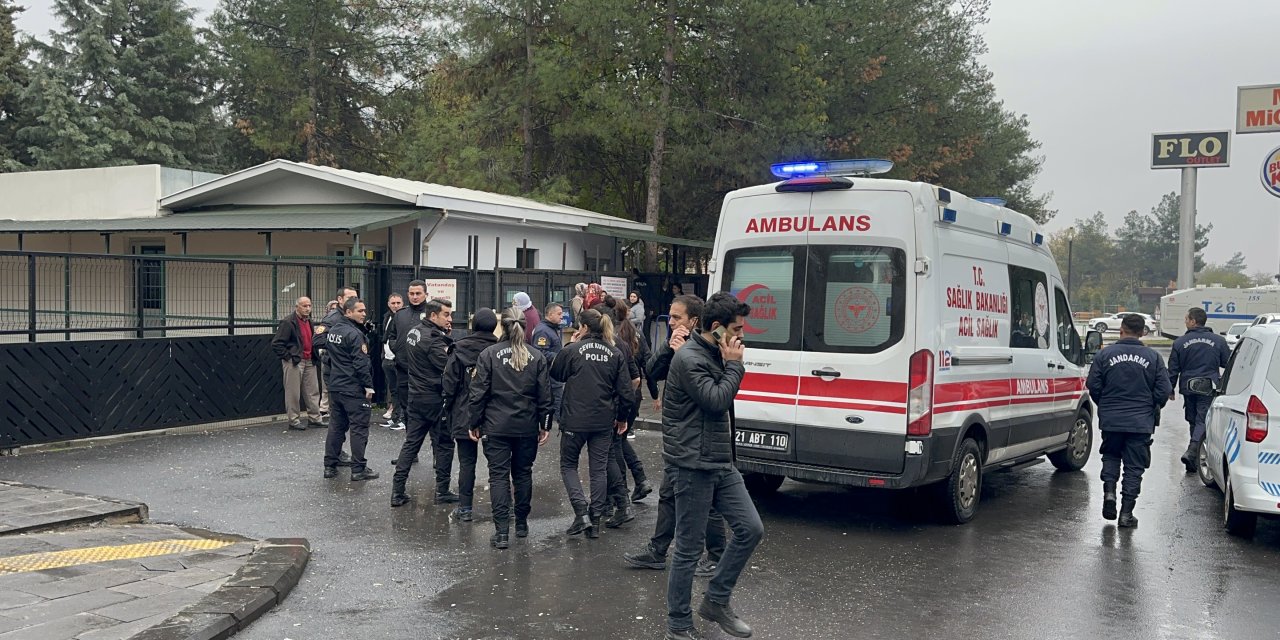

{"left": 5, "top": 393, "right": 1280, "bottom": 638}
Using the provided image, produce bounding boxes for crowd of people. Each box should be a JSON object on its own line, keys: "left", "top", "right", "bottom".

{"left": 271, "top": 279, "right": 764, "bottom": 639}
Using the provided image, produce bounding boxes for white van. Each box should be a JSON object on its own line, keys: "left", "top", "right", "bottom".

{"left": 710, "top": 159, "right": 1096, "bottom": 523}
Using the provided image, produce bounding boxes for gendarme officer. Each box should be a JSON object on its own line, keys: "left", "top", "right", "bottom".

{"left": 322, "top": 297, "right": 379, "bottom": 481}
{"left": 1085, "top": 314, "right": 1171, "bottom": 528}
{"left": 1167, "top": 307, "right": 1231, "bottom": 473}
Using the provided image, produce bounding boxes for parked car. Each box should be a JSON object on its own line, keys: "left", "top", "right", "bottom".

{"left": 1087, "top": 312, "right": 1156, "bottom": 334}
{"left": 1250, "top": 313, "right": 1280, "bottom": 327}
{"left": 1192, "top": 324, "right": 1280, "bottom": 537}
{"left": 1224, "top": 322, "right": 1250, "bottom": 347}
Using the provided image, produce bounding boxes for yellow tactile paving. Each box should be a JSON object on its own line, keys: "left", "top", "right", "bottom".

{"left": 0, "top": 539, "right": 234, "bottom": 575}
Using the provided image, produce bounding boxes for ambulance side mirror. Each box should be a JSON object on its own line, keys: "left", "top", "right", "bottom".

{"left": 1083, "top": 330, "right": 1103, "bottom": 364}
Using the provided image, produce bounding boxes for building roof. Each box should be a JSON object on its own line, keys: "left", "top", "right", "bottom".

{"left": 0, "top": 206, "right": 427, "bottom": 234}
{"left": 160, "top": 160, "right": 653, "bottom": 233}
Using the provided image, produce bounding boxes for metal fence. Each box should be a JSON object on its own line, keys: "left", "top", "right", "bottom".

{"left": 1, "top": 251, "right": 633, "bottom": 341}
{"left": 0, "top": 251, "right": 380, "bottom": 342}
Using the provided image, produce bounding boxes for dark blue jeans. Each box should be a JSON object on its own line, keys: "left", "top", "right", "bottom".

{"left": 650, "top": 466, "right": 726, "bottom": 561}
{"left": 1183, "top": 394, "right": 1212, "bottom": 445}
{"left": 667, "top": 466, "right": 764, "bottom": 632}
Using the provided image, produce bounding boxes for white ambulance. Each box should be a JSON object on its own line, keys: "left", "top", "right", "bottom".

{"left": 710, "top": 159, "right": 1097, "bottom": 523}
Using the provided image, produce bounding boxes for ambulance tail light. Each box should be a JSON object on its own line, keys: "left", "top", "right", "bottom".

{"left": 1246, "top": 395, "right": 1269, "bottom": 443}
{"left": 907, "top": 349, "right": 934, "bottom": 436}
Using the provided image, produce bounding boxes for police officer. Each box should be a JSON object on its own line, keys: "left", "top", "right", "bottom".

{"left": 390, "top": 298, "right": 456, "bottom": 507}
{"left": 1168, "top": 307, "right": 1231, "bottom": 473}
{"left": 321, "top": 297, "right": 379, "bottom": 481}
{"left": 467, "top": 308, "right": 553, "bottom": 549}
{"left": 385, "top": 280, "right": 430, "bottom": 437}
{"left": 550, "top": 308, "right": 634, "bottom": 539}
{"left": 1086, "top": 313, "right": 1172, "bottom": 528}
{"left": 531, "top": 302, "right": 565, "bottom": 424}
{"left": 440, "top": 308, "right": 499, "bottom": 521}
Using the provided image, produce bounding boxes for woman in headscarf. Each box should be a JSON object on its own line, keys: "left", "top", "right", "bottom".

{"left": 466, "top": 308, "right": 553, "bottom": 549}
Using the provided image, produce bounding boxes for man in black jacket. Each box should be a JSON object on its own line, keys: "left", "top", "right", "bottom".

{"left": 532, "top": 303, "right": 566, "bottom": 424}
{"left": 385, "top": 281, "right": 429, "bottom": 434}
{"left": 1086, "top": 314, "right": 1172, "bottom": 528}
{"left": 391, "top": 298, "right": 456, "bottom": 507}
{"left": 663, "top": 293, "right": 761, "bottom": 640}
{"left": 1167, "top": 307, "right": 1231, "bottom": 473}
{"left": 271, "top": 297, "right": 324, "bottom": 430}
{"left": 624, "top": 295, "right": 727, "bottom": 578}
{"left": 322, "top": 298, "right": 379, "bottom": 482}
{"left": 440, "top": 308, "right": 499, "bottom": 520}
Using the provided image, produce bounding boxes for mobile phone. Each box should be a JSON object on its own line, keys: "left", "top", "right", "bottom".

{"left": 711, "top": 326, "right": 727, "bottom": 345}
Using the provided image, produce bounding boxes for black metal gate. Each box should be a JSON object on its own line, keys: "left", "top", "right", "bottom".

{"left": 0, "top": 335, "right": 283, "bottom": 448}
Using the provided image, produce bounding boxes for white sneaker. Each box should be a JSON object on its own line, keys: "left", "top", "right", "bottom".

{"left": 391, "top": 422, "right": 406, "bottom": 431}
{"left": 627, "top": 433, "right": 637, "bottom": 440}
{"left": 382, "top": 409, "right": 393, "bottom": 420}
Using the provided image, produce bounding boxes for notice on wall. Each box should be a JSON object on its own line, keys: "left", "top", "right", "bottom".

{"left": 425, "top": 279, "right": 457, "bottom": 303}
{"left": 600, "top": 276, "right": 628, "bottom": 300}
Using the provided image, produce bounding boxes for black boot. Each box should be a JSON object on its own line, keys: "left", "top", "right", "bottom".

{"left": 623, "top": 546, "right": 667, "bottom": 570}
{"left": 390, "top": 481, "right": 410, "bottom": 507}
{"left": 1102, "top": 481, "right": 1117, "bottom": 521}
{"left": 1118, "top": 497, "right": 1138, "bottom": 528}
{"left": 515, "top": 518, "right": 529, "bottom": 538}
{"left": 587, "top": 515, "right": 601, "bottom": 539}
{"left": 435, "top": 484, "right": 460, "bottom": 504}
{"left": 336, "top": 450, "right": 353, "bottom": 467}
{"left": 605, "top": 504, "right": 634, "bottom": 528}
{"left": 566, "top": 514, "right": 591, "bottom": 536}
{"left": 491, "top": 526, "right": 510, "bottom": 550}
{"left": 351, "top": 467, "right": 379, "bottom": 481}
{"left": 665, "top": 628, "right": 707, "bottom": 640}
{"left": 697, "top": 596, "right": 753, "bottom": 638}
{"left": 323, "top": 466, "right": 337, "bottom": 479}
{"left": 1181, "top": 442, "right": 1200, "bottom": 474}
{"left": 631, "top": 480, "right": 654, "bottom": 502}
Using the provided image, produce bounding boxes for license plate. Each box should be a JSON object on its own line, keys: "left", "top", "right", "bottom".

{"left": 734, "top": 429, "right": 789, "bottom": 453}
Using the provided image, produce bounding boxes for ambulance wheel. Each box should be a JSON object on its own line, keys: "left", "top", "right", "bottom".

{"left": 1048, "top": 413, "right": 1091, "bottom": 471}
{"left": 743, "top": 472, "right": 784, "bottom": 495}
{"left": 1197, "top": 441, "right": 1215, "bottom": 488}
{"left": 1223, "top": 471, "right": 1257, "bottom": 538}
{"left": 936, "top": 438, "right": 982, "bottom": 524}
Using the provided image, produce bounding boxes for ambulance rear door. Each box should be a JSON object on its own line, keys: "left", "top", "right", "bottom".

{"left": 793, "top": 189, "right": 915, "bottom": 475}
{"left": 718, "top": 192, "right": 807, "bottom": 461}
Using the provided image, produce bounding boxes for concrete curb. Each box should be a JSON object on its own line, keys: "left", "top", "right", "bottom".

{"left": 0, "top": 480, "right": 148, "bottom": 535}
{"left": 2, "top": 417, "right": 286, "bottom": 456}
{"left": 131, "top": 538, "right": 311, "bottom": 640}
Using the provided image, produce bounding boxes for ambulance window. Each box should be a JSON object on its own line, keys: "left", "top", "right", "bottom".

{"left": 1008, "top": 265, "right": 1049, "bottom": 350}
{"left": 1054, "top": 287, "right": 1081, "bottom": 364}
{"left": 804, "top": 246, "right": 905, "bottom": 353}
{"left": 722, "top": 247, "right": 803, "bottom": 350}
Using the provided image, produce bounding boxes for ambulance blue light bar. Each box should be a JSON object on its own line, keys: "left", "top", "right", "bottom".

{"left": 770, "top": 158, "right": 894, "bottom": 179}
{"left": 974, "top": 197, "right": 1007, "bottom": 206}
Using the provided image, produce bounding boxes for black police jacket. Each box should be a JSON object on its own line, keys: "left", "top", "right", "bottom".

{"left": 1085, "top": 337, "right": 1172, "bottom": 434}
{"left": 467, "top": 342, "right": 552, "bottom": 438}
{"left": 404, "top": 321, "right": 453, "bottom": 402}
{"left": 386, "top": 301, "right": 430, "bottom": 363}
{"left": 661, "top": 332, "right": 744, "bottom": 470}
{"left": 440, "top": 331, "right": 498, "bottom": 439}
{"left": 1168, "top": 326, "right": 1231, "bottom": 394}
{"left": 550, "top": 335, "right": 634, "bottom": 433}
{"left": 323, "top": 316, "right": 374, "bottom": 397}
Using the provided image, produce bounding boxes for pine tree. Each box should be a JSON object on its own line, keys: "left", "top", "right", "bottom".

{"left": 0, "top": 0, "right": 30, "bottom": 169}
{"left": 19, "top": 0, "right": 218, "bottom": 170}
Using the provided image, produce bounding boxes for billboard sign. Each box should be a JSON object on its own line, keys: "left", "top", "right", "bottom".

{"left": 1263, "top": 146, "right": 1280, "bottom": 199}
{"left": 1237, "top": 84, "right": 1280, "bottom": 134}
{"left": 1151, "top": 131, "right": 1230, "bottom": 169}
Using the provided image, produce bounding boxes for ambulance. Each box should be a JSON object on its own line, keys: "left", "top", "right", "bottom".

{"left": 710, "top": 159, "right": 1097, "bottom": 523}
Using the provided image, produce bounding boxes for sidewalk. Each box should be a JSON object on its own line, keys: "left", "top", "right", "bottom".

{"left": 0, "top": 482, "right": 308, "bottom": 640}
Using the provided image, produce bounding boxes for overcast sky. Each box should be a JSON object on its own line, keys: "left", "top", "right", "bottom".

{"left": 13, "top": 1, "right": 1280, "bottom": 272}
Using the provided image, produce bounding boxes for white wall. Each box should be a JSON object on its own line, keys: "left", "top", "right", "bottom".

{"left": 0, "top": 165, "right": 163, "bottom": 220}
{"left": 423, "top": 217, "right": 619, "bottom": 270}
{"left": 188, "top": 173, "right": 409, "bottom": 207}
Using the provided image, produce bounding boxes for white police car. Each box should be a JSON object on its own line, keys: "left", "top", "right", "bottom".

{"left": 1192, "top": 323, "right": 1280, "bottom": 537}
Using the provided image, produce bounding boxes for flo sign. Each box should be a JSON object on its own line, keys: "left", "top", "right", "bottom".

{"left": 1151, "top": 131, "right": 1231, "bottom": 168}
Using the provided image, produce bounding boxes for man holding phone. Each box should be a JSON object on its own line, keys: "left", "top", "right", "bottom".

{"left": 624, "top": 295, "right": 727, "bottom": 578}
{"left": 662, "top": 292, "right": 762, "bottom": 640}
